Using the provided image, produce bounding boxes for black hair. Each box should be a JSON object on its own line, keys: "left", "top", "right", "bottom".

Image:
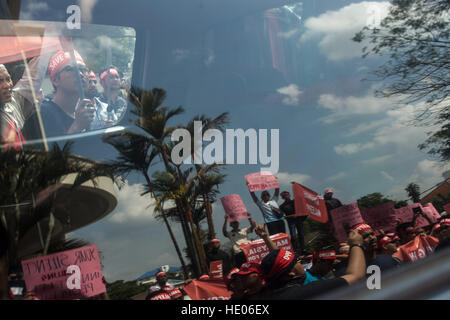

{"left": 396, "top": 222, "right": 413, "bottom": 232}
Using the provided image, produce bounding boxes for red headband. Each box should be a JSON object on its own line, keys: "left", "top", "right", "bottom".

{"left": 236, "top": 263, "right": 261, "bottom": 276}
{"left": 318, "top": 250, "right": 336, "bottom": 260}
{"left": 379, "top": 236, "right": 392, "bottom": 247}
{"left": 100, "top": 68, "right": 119, "bottom": 81}
{"left": 265, "top": 250, "right": 295, "bottom": 280}
{"left": 432, "top": 224, "right": 441, "bottom": 233}
{"left": 88, "top": 70, "right": 97, "bottom": 80}
{"left": 168, "top": 288, "right": 183, "bottom": 299}
{"left": 440, "top": 218, "right": 450, "bottom": 227}
{"left": 48, "top": 50, "right": 85, "bottom": 80}
{"left": 352, "top": 223, "right": 372, "bottom": 234}
{"left": 199, "top": 274, "right": 210, "bottom": 280}
{"left": 156, "top": 272, "right": 166, "bottom": 278}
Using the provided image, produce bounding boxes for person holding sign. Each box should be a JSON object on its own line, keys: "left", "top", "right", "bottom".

{"left": 205, "top": 239, "right": 232, "bottom": 278}
{"left": 249, "top": 186, "right": 286, "bottom": 236}
{"left": 280, "top": 191, "right": 307, "bottom": 255}
{"left": 222, "top": 212, "right": 256, "bottom": 268}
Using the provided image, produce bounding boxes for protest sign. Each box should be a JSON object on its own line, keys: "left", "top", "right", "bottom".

{"left": 209, "top": 261, "right": 223, "bottom": 279}
{"left": 240, "top": 233, "right": 293, "bottom": 264}
{"left": 21, "top": 245, "right": 105, "bottom": 300}
{"left": 220, "top": 194, "right": 248, "bottom": 222}
{"left": 360, "top": 201, "right": 397, "bottom": 233}
{"left": 245, "top": 171, "right": 279, "bottom": 192}
{"left": 394, "top": 203, "right": 438, "bottom": 228}
{"left": 292, "top": 182, "right": 327, "bottom": 222}
{"left": 183, "top": 279, "right": 231, "bottom": 300}
{"left": 330, "top": 202, "right": 364, "bottom": 242}
{"left": 443, "top": 203, "right": 450, "bottom": 214}
{"left": 393, "top": 235, "right": 439, "bottom": 262}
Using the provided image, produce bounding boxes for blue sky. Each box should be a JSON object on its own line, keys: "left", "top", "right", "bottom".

{"left": 69, "top": 0, "right": 450, "bottom": 281}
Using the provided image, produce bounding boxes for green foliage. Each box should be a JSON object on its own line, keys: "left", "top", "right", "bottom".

{"left": 431, "top": 192, "right": 450, "bottom": 213}
{"left": 405, "top": 182, "right": 421, "bottom": 203}
{"left": 106, "top": 280, "right": 147, "bottom": 300}
{"left": 357, "top": 192, "right": 391, "bottom": 210}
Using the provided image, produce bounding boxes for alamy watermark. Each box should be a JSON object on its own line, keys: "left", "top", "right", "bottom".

{"left": 66, "top": 5, "right": 81, "bottom": 30}
{"left": 171, "top": 121, "right": 280, "bottom": 174}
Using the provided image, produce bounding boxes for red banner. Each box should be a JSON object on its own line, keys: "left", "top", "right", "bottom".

{"left": 393, "top": 235, "right": 439, "bottom": 263}
{"left": 209, "top": 261, "right": 223, "bottom": 279}
{"left": 292, "top": 182, "right": 328, "bottom": 222}
{"left": 182, "top": 279, "right": 231, "bottom": 300}
{"left": 240, "top": 233, "right": 293, "bottom": 264}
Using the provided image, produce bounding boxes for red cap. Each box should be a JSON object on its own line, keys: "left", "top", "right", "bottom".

{"left": 318, "top": 250, "right": 336, "bottom": 260}
{"left": 48, "top": 50, "right": 85, "bottom": 80}
{"left": 199, "top": 274, "right": 210, "bottom": 280}
{"left": 236, "top": 263, "right": 261, "bottom": 276}
{"left": 324, "top": 188, "right": 333, "bottom": 194}
{"left": 262, "top": 249, "right": 296, "bottom": 281}
{"left": 100, "top": 67, "right": 120, "bottom": 82}
{"left": 88, "top": 70, "right": 97, "bottom": 80}
{"left": 156, "top": 271, "right": 166, "bottom": 278}
{"left": 352, "top": 223, "right": 372, "bottom": 234}
{"left": 209, "top": 238, "right": 220, "bottom": 244}
{"left": 224, "top": 268, "right": 240, "bottom": 286}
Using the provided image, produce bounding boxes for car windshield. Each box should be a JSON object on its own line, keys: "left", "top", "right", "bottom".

{"left": 0, "top": 0, "right": 448, "bottom": 301}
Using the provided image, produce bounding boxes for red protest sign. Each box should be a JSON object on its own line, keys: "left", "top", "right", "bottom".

{"left": 330, "top": 202, "right": 364, "bottom": 243}
{"left": 220, "top": 194, "right": 248, "bottom": 222}
{"left": 360, "top": 201, "right": 397, "bottom": 233}
{"left": 240, "top": 233, "right": 293, "bottom": 264}
{"left": 292, "top": 182, "right": 327, "bottom": 222}
{"left": 393, "top": 235, "right": 439, "bottom": 263}
{"left": 209, "top": 261, "right": 223, "bottom": 279}
{"left": 245, "top": 172, "right": 279, "bottom": 192}
{"left": 183, "top": 279, "right": 231, "bottom": 300}
{"left": 21, "top": 245, "right": 105, "bottom": 300}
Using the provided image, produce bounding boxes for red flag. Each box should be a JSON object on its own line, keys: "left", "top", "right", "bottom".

{"left": 393, "top": 235, "right": 439, "bottom": 263}
{"left": 182, "top": 279, "right": 231, "bottom": 300}
{"left": 292, "top": 182, "right": 328, "bottom": 223}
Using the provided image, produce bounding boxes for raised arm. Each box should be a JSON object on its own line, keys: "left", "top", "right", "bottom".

{"left": 255, "top": 224, "right": 278, "bottom": 251}
{"left": 247, "top": 212, "right": 256, "bottom": 232}
{"left": 249, "top": 190, "right": 258, "bottom": 203}
{"left": 341, "top": 231, "right": 366, "bottom": 285}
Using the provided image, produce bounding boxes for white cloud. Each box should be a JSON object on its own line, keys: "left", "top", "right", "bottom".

{"left": 276, "top": 172, "right": 310, "bottom": 188}
{"left": 300, "top": 1, "right": 391, "bottom": 61}
{"left": 410, "top": 160, "right": 450, "bottom": 191}
{"left": 361, "top": 154, "right": 392, "bottom": 165}
{"left": 277, "top": 84, "right": 303, "bottom": 106}
{"left": 326, "top": 171, "right": 347, "bottom": 182}
{"left": 380, "top": 170, "right": 394, "bottom": 181}
{"left": 20, "top": 2, "right": 50, "bottom": 20}
{"left": 334, "top": 142, "right": 375, "bottom": 155}
{"left": 108, "top": 182, "right": 157, "bottom": 224}
{"left": 318, "top": 88, "right": 396, "bottom": 124}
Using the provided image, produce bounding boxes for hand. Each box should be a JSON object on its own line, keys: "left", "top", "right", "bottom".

{"left": 73, "top": 99, "right": 95, "bottom": 130}
{"left": 255, "top": 224, "right": 268, "bottom": 238}
{"left": 347, "top": 230, "right": 363, "bottom": 246}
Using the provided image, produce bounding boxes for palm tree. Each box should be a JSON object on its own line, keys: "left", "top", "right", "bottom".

{"left": 102, "top": 131, "right": 190, "bottom": 278}
{"left": 185, "top": 113, "right": 229, "bottom": 239}
{"left": 0, "top": 142, "right": 116, "bottom": 267}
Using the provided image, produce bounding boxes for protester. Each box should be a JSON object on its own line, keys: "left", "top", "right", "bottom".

{"left": 222, "top": 212, "right": 256, "bottom": 268}
{"left": 279, "top": 191, "right": 307, "bottom": 255}
{"left": 145, "top": 271, "right": 173, "bottom": 300}
{"left": 377, "top": 235, "right": 398, "bottom": 256}
{"left": 245, "top": 230, "right": 366, "bottom": 299}
{"left": 352, "top": 223, "right": 400, "bottom": 272}
{"left": 303, "top": 250, "right": 337, "bottom": 285}
{"left": 396, "top": 222, "right": 416, "bottom": 245}
{"left": 249, "top": 187, "right": 286, "bottom": 235}
{"left": 85, "top": 70, "right": 116, "bottom": 130}
{"left": 323, "top": 188, "right": 343, "bottom": 214}
{"left": 99, "top": 66, "right": 127, "bottom": 121}
{"left": 0, "top": 64, "right": 26, "bottom": 149}
{"left": 234, "top": 262, "right": 265, "bottom": 298}
{"left": 205, "top": 238, "right": 233, "bottom": 277}
{"left": 434, "top": 218, "right": 450, "bottom": 252}
{"left": 23, "top": 50, "right": 95, "bottom": 142}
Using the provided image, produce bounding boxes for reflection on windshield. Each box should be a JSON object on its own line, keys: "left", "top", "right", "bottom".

{"left": 0, "top": 20, "right": 135, "bottom": 150}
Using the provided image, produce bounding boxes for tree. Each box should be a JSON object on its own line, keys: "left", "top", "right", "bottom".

{"left": 405, "top": 182, "right": 421, "bottom": 203}
{"left": 353, "top": 0, "right": 450, "bottom": 160}
{"left": 357, "top": 192, "right": 391, "bottom": 210}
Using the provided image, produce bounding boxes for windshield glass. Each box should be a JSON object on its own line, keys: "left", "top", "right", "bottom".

{"left": 0, "top": 0, "right": 448, "bottom": 301}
